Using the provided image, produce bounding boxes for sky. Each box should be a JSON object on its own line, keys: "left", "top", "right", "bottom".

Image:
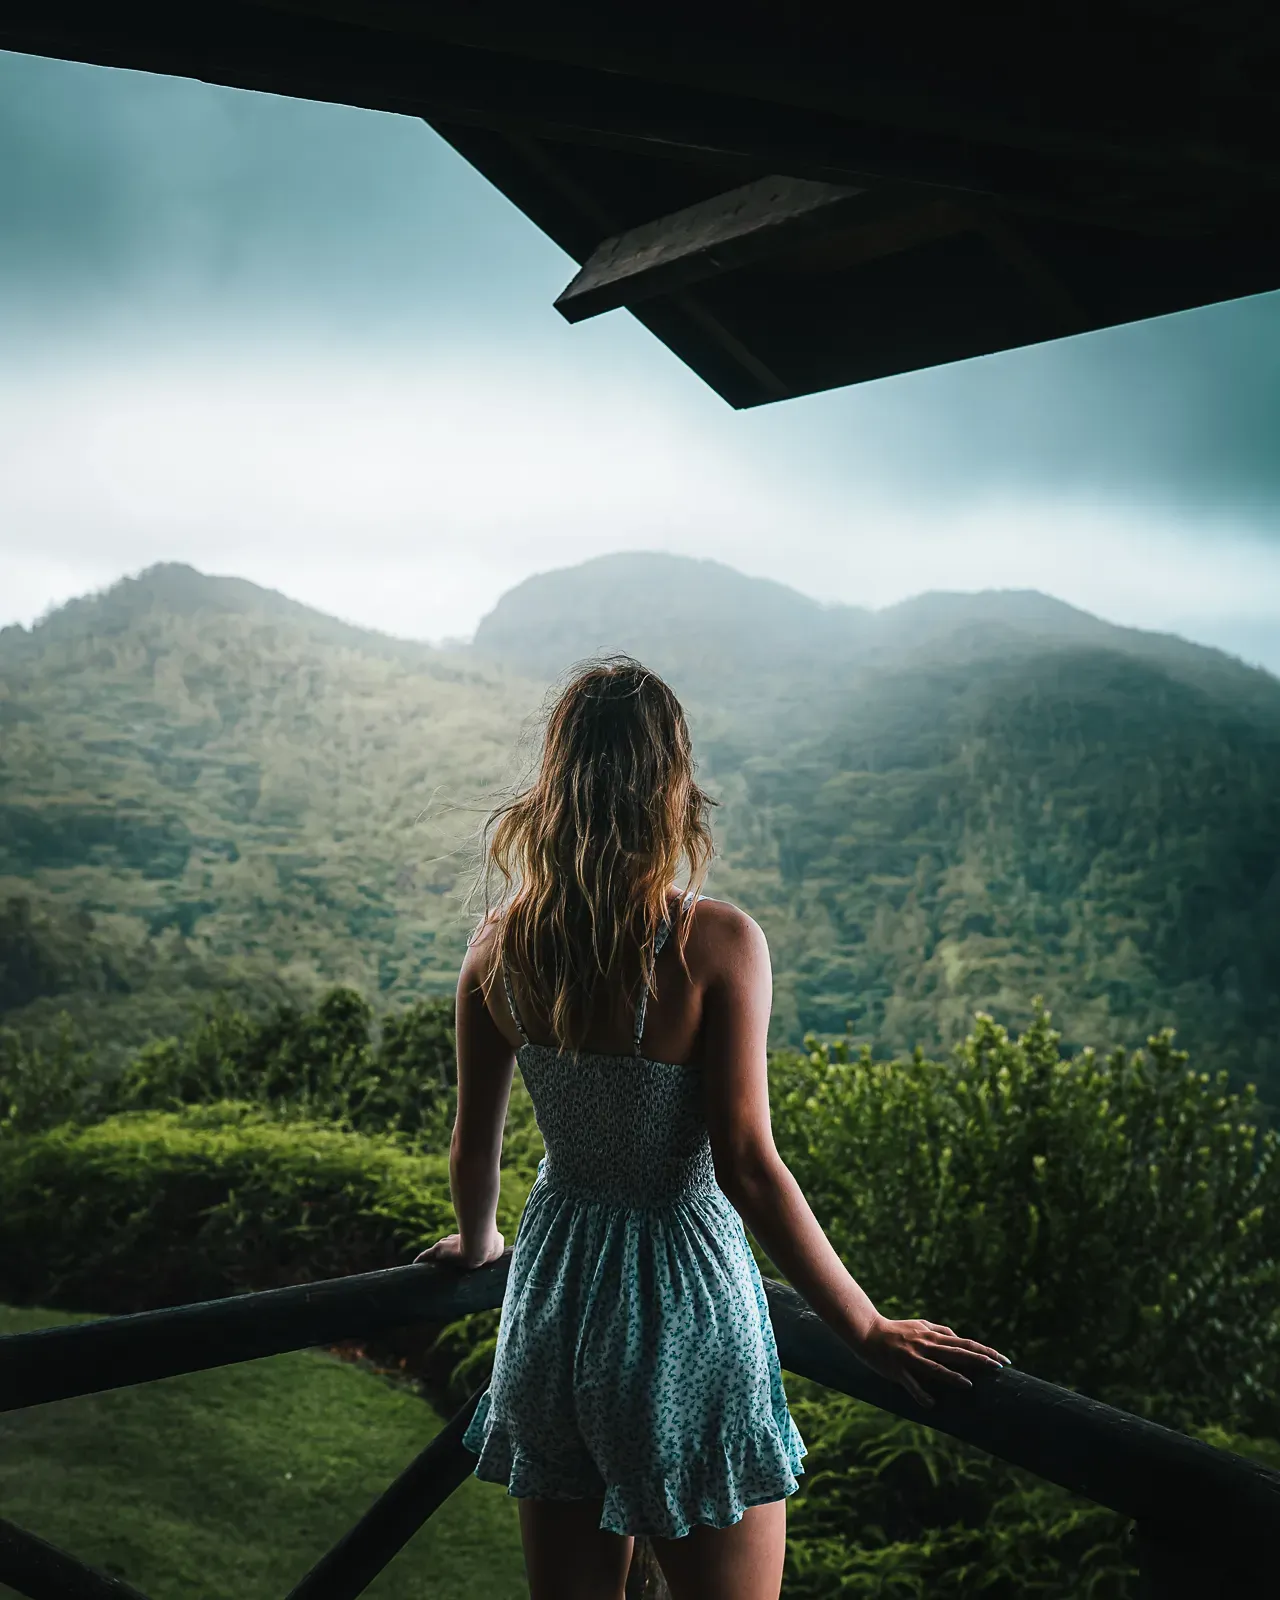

{"left": 1, "top": 48, "right": 1279, "bottom": 667}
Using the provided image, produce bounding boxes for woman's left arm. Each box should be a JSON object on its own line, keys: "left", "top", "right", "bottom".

{"left": 414, "top": 935, "right": 513, "bottom": 1269}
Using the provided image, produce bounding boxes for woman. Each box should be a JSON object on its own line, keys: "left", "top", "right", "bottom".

{"left": 416, "top": 659, "right": 1009, "bottom": 1600}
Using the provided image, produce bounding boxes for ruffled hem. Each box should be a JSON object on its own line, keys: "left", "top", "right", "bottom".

{"left": 462, "top": 1390, "right": 807, "bottom": 1539}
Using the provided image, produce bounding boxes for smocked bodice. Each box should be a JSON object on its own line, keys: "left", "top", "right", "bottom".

{"left": 518, "top": 1043, "right": 717, "bottom": 1208}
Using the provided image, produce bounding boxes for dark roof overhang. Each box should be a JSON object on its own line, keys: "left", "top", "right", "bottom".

{"left": 5, "top": 2, "right": 1279, "bottom": 405}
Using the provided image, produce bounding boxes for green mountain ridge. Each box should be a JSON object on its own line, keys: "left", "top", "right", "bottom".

{"left": 3, "top": 558, "right": 1278, "bottom": 1107}
{"left": 471, "top": 551, "right": 1279, "bottom": 743}
{"left": 3, "top": 562, "right": 449, "bottom": 670}
{"left": 471, "top": 550, "right": 1258, "bottom": 673}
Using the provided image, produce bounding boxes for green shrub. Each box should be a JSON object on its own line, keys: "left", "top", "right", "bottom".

{"left": 0, "top": 1018, "right": 105, "bottom": 1136}
{"left": 9, "top": 990, "right": 1276, "bottom": 1597}
{"left": 772, "top": 1007, "right": 1280, "bottom": 1433}
{"left": 114, "top": 987, "right": 458, "bottom": 1149}
{"left": 771, "top": 1007, "right": 1280, "bottom": 1597}
{"left": 782, "top": 1386, "right": 1137, "bottom": 1599}
{"left": 0, "top": 1103, "right": 533, "bottom": 1314}
{"left": 782, "top": 1390, "right": 1280, "bottom": 1600}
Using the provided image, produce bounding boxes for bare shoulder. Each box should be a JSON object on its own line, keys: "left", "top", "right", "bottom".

{"left": 459, "top": 911, "right": 501, "bottom": 994}
{"left": 683, "top": 895, "right": 770, "bottom": 979}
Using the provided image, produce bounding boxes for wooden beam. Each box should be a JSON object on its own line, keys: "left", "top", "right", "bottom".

{"left": 0, "top": 1517, "right": 152, "bottom": 1600}
{"left": 765, "top": 196, "right": 977, "bottom": 275}
{"left": 2, "top": 1259, "right": 1279, "bottom": 1584}
{"left": 765, "top": 1278, "right": 1280, "bottom": 1584}
{"left": 436, "top": 125, "right": 792, "bottom": 405}
{"left": 0, "top": 1254, "right": 514, "bottom": 1413}
{"left": 974, "top": 214, "right": 1091, "bottom": 335}
{"left": 554, "top": 175, "right": 870, "bottom": 321}
{"left": 285, "top": 1388, "right": 487, "bottom": 1600}
{"left": 0, "top": 2, "right": 1224, "bottom": 234}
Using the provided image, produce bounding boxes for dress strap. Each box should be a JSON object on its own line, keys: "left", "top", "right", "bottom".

{"left": 502, "top": 959, "right": 530, "bottom": 1046}
{"left": 633, "top": 892, "right": 696, "bottom": 1057}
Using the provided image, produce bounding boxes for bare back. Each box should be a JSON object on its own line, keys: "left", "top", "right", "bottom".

{"left": 482, "top": 892, "right": 756, "bottom": 1072}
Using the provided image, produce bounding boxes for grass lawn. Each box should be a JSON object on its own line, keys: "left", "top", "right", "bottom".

{"left": 0, "top": 1304, "right": 528, "bottom": 1599}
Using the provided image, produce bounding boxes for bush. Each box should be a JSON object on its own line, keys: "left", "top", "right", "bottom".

{"left": 0, "top": 983, "right": 545, "bottom": 1402}
{"left": 9, "top": 989, "right": 1276, "bottom": 1596}
{"left": 0, "top": 1018, "right": 105, "bottom": 1136}
{"left": 114, "top": 988, "right": 459, "bottom": 1149}
{"left": 782, "top": 1389, "right": 1280, "bottom": 1600}
{"left": 771, "top": 1007, "right": 1280, "bottom": 1597}
{"left": 0, "top": 1103, "right": 519, "bottom": 1313}
{"left": 782, "top": 1388, "right": 1137, "bottom": 1599}
{"left": 772, "top": 1006, "right": 1280, "bottom": 1433}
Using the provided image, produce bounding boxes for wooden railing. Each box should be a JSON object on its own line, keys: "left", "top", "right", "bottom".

{"left": 1, "top": 1252, "right": 1277, "bottom": 1599}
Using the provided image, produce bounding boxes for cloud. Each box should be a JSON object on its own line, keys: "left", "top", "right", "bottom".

{"left": 791, "top": 290, "right": 1280, "bottom": 514}
{"left": 2, "top": 345, "right": 1278, "bottom": 646}
{"left": 0, "top": 46, "right": 1278, "bottom": 656}
{"left": 0, "top": 48, "right": 567, "bottom": 339}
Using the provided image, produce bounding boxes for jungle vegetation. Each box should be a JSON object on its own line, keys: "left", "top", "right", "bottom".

{"left": 2, "top": 989, "right": 1276, "bottom": 1597}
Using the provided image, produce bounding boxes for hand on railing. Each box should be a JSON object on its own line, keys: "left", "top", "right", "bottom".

{"left": 855, "top": 1317, "right": 1011, "bottom": 1409}
{"left": 413, "top": 1230, "right": 507, "bottom": 1269}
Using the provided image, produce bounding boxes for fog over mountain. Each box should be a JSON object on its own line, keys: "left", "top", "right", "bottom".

{"left": 471, "top": 552, "right": 1277, "bottom": 701}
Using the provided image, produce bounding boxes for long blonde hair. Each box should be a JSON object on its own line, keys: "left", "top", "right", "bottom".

{"left": 480, "top": 657, "right": 715, "bottom": 1051}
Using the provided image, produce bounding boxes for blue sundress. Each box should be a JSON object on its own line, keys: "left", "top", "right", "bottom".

{"left": 461, "top": 908, "right": 807, "bottom": 1537}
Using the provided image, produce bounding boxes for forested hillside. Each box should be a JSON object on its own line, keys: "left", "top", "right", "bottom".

{"left": 719, "top": 646, "right": 1280, "bottom": 1093}
{"left": 481, "top": 553, "right": 1280, "bottom": 1099}
{"left": 3, "top": 556, "right": 1279, "bottom": 1109}
{"left": 0, "top": 565, "right": 540, "bottom": 1061}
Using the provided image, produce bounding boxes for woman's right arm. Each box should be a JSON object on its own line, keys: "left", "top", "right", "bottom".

{"left": 699, "top": 906, "right": 1010, "bottom": 1407}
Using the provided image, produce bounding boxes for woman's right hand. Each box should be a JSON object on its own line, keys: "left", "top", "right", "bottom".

{"left": 857, "top": 1316, "right": 1011, "bottom": 1408}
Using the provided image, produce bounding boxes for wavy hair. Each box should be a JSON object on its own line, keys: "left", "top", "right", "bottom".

{"left": 479, "top": 657, "right": 715, "bottom": 1052}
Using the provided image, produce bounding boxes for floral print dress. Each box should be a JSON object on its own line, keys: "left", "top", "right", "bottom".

{"left": 462, "top": 909, "right": 806, "bottom": 1537}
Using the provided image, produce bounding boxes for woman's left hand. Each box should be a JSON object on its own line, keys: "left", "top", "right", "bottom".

{"left": 414, "top": 1230, "right": 506, "bottom": 1269}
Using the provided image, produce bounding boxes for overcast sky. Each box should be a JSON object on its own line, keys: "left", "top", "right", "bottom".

{"left": 2, "top": 49, "right": 1279, "bottom": 667}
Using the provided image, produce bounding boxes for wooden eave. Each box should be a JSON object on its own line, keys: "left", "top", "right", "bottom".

{"left": 2, "top": 2, "right": 1279, "bottom": 405}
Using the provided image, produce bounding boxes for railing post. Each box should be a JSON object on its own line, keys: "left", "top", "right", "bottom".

{"left": 285, "top": 1387, "right": 487, "bottom": 1600}
{"left": 0, "top": 1516, "right": 153, "bottom": 1600}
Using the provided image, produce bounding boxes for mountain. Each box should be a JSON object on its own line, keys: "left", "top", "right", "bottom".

{"left": 0, "top": 565, "right": 541, "bottom": 1057}
{"left": 471, "top": 553, "right": 862, "bottom": 745}
{"left": 721, "top": 644, "right": 1280, "bottom": 1076}
{"left": 472, "top": 552, "right": 1271, "bottom": 733}
{"left": 470, "top": 553, "right": 1126, "bottom": 689}
{"left": 471, "top": 554, "right": 1148, "bottom": 757}
{"left": 472, "top": 552, "right": 860, "bottom": 675}
{"left": 8, "top": 562, "right": 437, "bottom": 665}
{"left": 3, "top": 557, "right": 1279, "bottom": 1111}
